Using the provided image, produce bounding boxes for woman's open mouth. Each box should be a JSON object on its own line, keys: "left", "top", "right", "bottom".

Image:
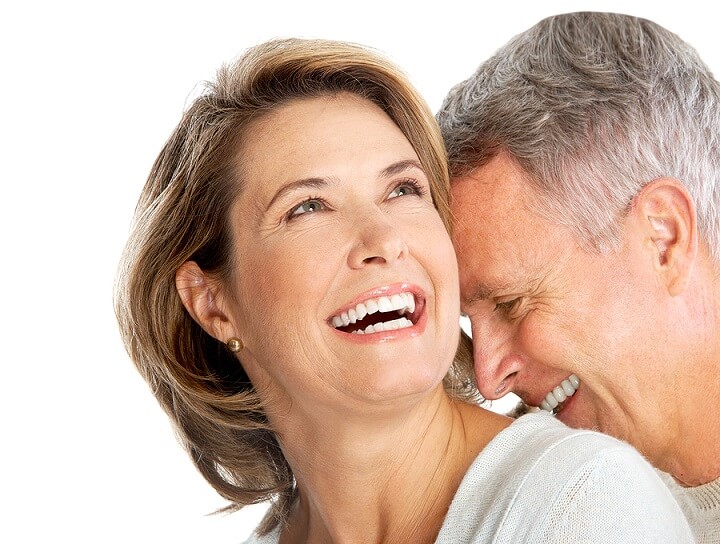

{"left": 329, "top": 289, "right": 423, "bottom": 336}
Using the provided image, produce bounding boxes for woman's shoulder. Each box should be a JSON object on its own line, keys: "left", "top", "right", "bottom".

{"left": 436, "top": 411, "right": 695, "bottom": 543}
{"left": 476, "top": 410, "right": 640, "bottom": 467}
{"left": 471, "top": 410, "right": 683, "bottom": 503}
{"left": 242, "top": 525, "right": 281, "bottom": 544}
{"left": 495, "top": 411, "right": 670, "bottom": 499}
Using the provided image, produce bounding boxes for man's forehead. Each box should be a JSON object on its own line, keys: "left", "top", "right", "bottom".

{"left": 451, "top": 172, "right": 519, "bottom": 214}
{"left": 455, "top": 230, "right": 522, "bottom": 298}
{"left": 451, "top": 193, "right": 538, "bottom": 257}
{"left": 451, "top": 163, "right": 537, "bottom": 235}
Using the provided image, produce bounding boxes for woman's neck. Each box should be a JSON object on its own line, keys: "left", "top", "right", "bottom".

{"left": 274, "top": 390, "right": 510, "bottom": 544}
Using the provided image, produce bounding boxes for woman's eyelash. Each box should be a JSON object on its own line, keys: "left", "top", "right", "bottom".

{"left": 286, "top": 196, "right": 327, "bottom": 221}
{"left": 390, "top": 178, "right": 427, "bottom": 198}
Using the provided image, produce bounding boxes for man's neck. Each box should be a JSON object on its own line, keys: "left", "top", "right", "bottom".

{"left": 664, "top": 379, "right": 720, "bottom": 486}
{"left": 662, "top": 267, "right": 720, "bottom": 485}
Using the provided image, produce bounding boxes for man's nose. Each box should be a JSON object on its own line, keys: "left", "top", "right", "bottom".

{"left": 470, "top": 316, "right": 524, "bottom": 401}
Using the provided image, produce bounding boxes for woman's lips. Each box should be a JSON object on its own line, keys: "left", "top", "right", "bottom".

{"left": 328, "top": 283, "right": 427, "bottom": 341}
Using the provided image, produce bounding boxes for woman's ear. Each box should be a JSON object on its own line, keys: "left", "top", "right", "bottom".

{"left": 175, "top": 261, "right": 234, "bottom": 342}
{"left": 633, "top": 178, "right": 698, "bottom": 295}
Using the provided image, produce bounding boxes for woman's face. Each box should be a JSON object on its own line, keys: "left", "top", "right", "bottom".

{"left": 219, "top": 94, "right": 460, "bottom": 416}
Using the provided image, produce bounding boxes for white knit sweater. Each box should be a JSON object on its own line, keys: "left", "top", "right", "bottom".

{"left": 658, "top": 470, "right": 720, "bottom": 543}
{"left": 244, "top": 412, "right": 694, "bottom": 543}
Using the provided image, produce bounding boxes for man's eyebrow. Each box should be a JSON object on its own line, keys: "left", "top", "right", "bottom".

{"left": 465, "top": 280, "right": 513, "bottom": 303}
{"left": 265, "top": 177, "right": 327, "bottom": 211}
{"left": 465, "top": 275, "right": 542, "bottom": 304}
{"left": 379, "top": 159, "right": 425, "bottom": 178}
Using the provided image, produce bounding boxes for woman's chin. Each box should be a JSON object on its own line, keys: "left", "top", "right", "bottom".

{"left": 345, "top": 365, "right": 449, "bottom": 407}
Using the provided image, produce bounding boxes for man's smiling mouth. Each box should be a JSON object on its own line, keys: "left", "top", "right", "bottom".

{"left": 540, "top": 375, "right": 580, "bottom": 414}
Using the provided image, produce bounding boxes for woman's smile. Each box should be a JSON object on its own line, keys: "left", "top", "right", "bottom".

{"left": 328, "top": 282, "right": 427, "bottom": 342}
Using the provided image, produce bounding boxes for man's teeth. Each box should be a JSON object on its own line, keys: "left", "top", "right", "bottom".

{"left": 540, "top": 375, "right": 580, "bottom": 413}
{"left": 331, "top": 293, "right": 416, "bottom": 330}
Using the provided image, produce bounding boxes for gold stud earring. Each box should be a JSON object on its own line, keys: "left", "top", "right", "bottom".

{"left": 226, "top": 337, "right": 243, "bottom": 352}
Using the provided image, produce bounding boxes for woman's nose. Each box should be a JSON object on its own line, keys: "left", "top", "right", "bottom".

{"left": 347, "top": 209, "right": 409, "bottom": 269}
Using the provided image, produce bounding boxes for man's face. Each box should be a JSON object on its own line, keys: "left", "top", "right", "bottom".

{"left": 451, "top": 153, "right": 668, "bottom": 453}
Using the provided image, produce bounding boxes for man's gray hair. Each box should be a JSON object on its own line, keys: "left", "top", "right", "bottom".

{"left": 438, "top": 12, "right": 720, "bottom": 258}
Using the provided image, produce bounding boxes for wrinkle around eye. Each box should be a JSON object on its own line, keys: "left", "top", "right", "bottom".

{"left": 258, "top": 213, "right": 337, "bottom": 242}
{"left": 381, "top": 191, "right": 436, "bottom": 217}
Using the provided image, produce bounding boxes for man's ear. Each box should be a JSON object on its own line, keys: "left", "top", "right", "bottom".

{"left": 175, "top": 261, "right": 235, "bottom": 342}
{"left": 632, "top": 178, "right": 698, "bottom": 295}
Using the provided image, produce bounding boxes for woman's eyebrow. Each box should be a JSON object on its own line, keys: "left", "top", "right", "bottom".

{"left": 379, "top": 159, "right": 424, "bottom": 178}
{"left": 265, "top": 177, "right": 328, "bottom": 211}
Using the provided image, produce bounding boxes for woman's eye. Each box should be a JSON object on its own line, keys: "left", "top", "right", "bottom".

{"left": 388, "top": 180, "right": 424, "bottom": 199}
{"left": 289, "top": 199, "right": 325, "bottom": 219}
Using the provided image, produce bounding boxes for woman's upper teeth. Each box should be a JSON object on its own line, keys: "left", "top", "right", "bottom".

{"left": 540, "top": 374, "right": 580, "bottom": 413}
{"left": 331, "top": 292, "right": 416, "bottom": 328}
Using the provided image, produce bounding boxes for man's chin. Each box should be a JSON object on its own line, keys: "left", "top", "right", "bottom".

{"left": 554, "top": 394, "right": 597, "bottom": 431}
{"left": 501, "top": 394, "right": 597, "bottom": 432}
{"left": 503, "top": 400, "right": 534, "bottom": 419}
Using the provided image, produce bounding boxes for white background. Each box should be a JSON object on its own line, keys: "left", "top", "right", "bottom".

{"left": 2, "top": 1, "right": 717, "bottom": 542}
